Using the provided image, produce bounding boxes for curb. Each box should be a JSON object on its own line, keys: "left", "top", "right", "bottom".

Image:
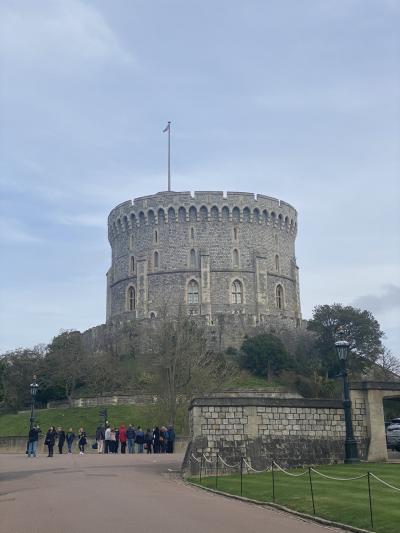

{"left": 186, "top": 481, "right": 374, "bottom": 533}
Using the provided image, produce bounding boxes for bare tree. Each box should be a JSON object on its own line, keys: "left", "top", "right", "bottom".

{"left": 151, "top": 308, "right": 225, "bottom": 424}
{"left": 376, "top": 348, "right": 400, "bottom": 380}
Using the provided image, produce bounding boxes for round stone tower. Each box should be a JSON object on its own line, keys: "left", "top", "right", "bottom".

{"left": 106, "top": 191, "right": 302, "bottom": 327}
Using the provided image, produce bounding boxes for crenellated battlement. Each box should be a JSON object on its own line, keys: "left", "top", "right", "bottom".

{"left": 108, "top": 191, "right": 298, "bottom": 241}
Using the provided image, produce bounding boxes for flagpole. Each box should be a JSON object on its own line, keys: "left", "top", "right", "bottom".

{"left": 167, "top": 122, "right": 171, "bottom": 192}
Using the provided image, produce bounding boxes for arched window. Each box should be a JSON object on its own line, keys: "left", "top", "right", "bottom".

{"left": 178, "top": 206, "right": 186, "bottom": 222}
{"left": 149, "top": 312, "right": 156, "bottom": 319}
{"left": 233, "top": 227, "right": 238, "bottom": 240}
{"left": 168, "top": 207, "right": 176, "bottom": 223}
{"left": 148, "top": 210, "right": 155, "bottom": 224}
{"left": 128, "top": 287, "right": 136, "bottom": 311}
{"left": 232, "top": 207, "right": 240, "bottom": 223}
{"left": 188, "top": 280, "right": 199, "bottom": 304}
{"left": 232, "top": 280, "right": 243, "bottom": 304}
{"left": 275, "top": 254, "right": 279, "bottom": 272}
{"left": 190, "top": 227, "right": 195, "bottom": 240}
{"left": 190, "top": 249, "right": 196, "bottom": 267}
{"left": 189, "top": 206, "right": 197, "bottom": 222}
{"left": 130, "top": 256, "right": 135, "bottom": 274}
{"left": 233, "top": 249, "right": 239, "bottom": 267}
{"left": 199, "top": 205, "right": 208, "bottom": 221}
{"left": 154, "top": 251, "right": 159, "bottom": 269}
{"left": 276, "top": 284, "right": 283, "bottom": 309}
{"left": 154, "top": 230, "right": 158, "bottom": 243}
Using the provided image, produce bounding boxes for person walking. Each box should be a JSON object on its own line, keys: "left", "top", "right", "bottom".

{"left": 57, "top": 427, "right": 66, "bottom": 454}
{"left": 78, "top": 428, "right": 87, "bottom": 455}
{"left": 126, "top": 424, "right": 136, "bottom": 454}
{"left": 145, "top": 429, "right": 153, "bottom": 454}
{"left": 104, "top": 425, "right": 111, "bottom": 454}
{"left": 135, "top": 426, "right": 144, "bottom": 453}
{"left": 27, "top": 425, "right": 40, "bottom": 457}
{"left": 95, "top": 425, "right": 105, "bottom": 454}
{"left": 119, "top": 424, "right": 127, "bottom": 454}
{"left": 45, "top": 426, "right": 57, "bottom": 457}
{"left": 166, "top": 425, "right": 175, "bottom": 453}
{"left": 66, "top": 428, "right": 75, "bottom": 453}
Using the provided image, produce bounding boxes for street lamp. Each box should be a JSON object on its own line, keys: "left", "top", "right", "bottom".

{"left": 335, "top": 331, "right": 360, "bottom": 463}
{"left": 29, "top": 375, "right": 39, "bottom": 431}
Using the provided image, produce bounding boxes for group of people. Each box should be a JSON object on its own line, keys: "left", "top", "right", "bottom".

{"left": 26, "top": 423, "right": 176, "bottom": 457}
{"left": 95, "top": 424, "right": 175, "bottom": 454}
{"left": 27, "top": 425, "right": 88, "bottom": 457}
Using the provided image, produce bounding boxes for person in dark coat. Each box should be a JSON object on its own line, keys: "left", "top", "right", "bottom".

{"left": 66, "top": 428, "right": 75, "bottom": 453}
{"left": 95, "top": 425, "right": 105, "bottom": 454}
{"left": 144, "top": 429, "right": 153, "bottom": 454}
{"left": 114, "top": 428, "right": 120, "bottom": 453}
{"left": 135, "top": 427, "right": 144, "bottom": 453}
{"left": 57, "top": 427, "right": 66, "bottom": 454}
{"left": 166, "top": 425, "right": 175, "bottom": 453}
{"left": 27, "top": 425, "right": 40, "bottom": 457}
{"left": 159, "top": 426, "right": 167, "bottom": 453}
{"left": 45, "top": 426, "right": 57, "bottom": 457}
{"left": 78, "top": 427, "right": 87, "bottom": 455}
{"left": 153, "top": 426, "right": 160, "bottom": 454}
{"left": 126, "top": 424, "right": 136, "bottom": 454}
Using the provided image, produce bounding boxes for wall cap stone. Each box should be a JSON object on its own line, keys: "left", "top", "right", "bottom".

{"left": 189, "top": 396, "right": 343, "bottom": 410}
{"left": 350, "top": 381, "right": 400, "bottom": 391}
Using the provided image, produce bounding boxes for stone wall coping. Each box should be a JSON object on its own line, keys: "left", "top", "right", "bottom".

{"left": 189, "top": 397, "right": 343, "bottom": 409}
{"left": 350, "top": 381, "right": 400, "bottom": 391}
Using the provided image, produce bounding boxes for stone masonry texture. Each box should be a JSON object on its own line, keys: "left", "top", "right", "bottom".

{"left": 186, "top": 394, "right": 369, "bottom": 472}
{"left": 104, "top": 191, "right": 303, "bottom": 349}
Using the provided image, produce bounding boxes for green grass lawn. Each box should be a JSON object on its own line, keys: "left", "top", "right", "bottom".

{"left": 0, "top": 404, "right": 188, "bottom": 437}
{"left": 192, "top": 463, "right": 400, "bottom": 533}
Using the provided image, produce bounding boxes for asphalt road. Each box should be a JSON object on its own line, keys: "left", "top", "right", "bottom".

{"left": 0, "top": 453, "right": 343, "bottom": 533}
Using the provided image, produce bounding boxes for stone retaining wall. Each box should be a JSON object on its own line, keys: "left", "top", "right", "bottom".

{"left": 186, "top": 393, "right": 369, "bottom": 472}
{"left": 47, "top": 394, "right": 158, "bottom": 409}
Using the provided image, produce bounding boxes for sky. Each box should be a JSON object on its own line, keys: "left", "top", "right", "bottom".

{"left": 0, "top": 0, "right": 399, "bottom": 355}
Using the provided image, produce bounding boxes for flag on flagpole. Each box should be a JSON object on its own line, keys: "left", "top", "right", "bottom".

{"left": 163, "top": 122, "right": 170, "bottom": 133}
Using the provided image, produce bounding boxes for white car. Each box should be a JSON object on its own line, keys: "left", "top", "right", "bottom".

{"left": 386, "top": 418, "right": 400, "bottom": 450}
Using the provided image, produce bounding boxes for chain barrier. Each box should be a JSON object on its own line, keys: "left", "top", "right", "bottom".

{"left": 309, "top": 468, "right": 368, "bottom": 481}
{"left": 218, "top": 455, "right": 241, "bottom": 469}
{"left": 272, "top": 461, "right": 308, "bottom": 477}
{"left": 243, "top": 458, "right": 271, "bottom": 473}
{"left": 192, "top": 453, "right": 399, "bottom": 531}
{"left": 369, "top": 472, "right": 400, "bottom": 492}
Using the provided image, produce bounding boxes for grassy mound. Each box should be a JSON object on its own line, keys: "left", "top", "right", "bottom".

{"left": 0, "top": 404, "right": 188, "bottom": 437}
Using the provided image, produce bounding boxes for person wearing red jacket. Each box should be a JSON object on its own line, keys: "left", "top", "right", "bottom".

{"left": 119, "top": 424, "right": 127, "bottom": 454}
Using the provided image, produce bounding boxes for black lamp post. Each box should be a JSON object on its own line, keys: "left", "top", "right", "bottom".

{"left": 29, "top": 375, "right": 39, "bottom": 431}
{"left": 335, "top": 332, "right": 360, "bottom": 464}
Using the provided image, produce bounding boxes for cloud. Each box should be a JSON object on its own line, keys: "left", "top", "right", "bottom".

{"left": 0, "top": 218, "right": 44, "bottom": 244}
{"left": 57, "top": 213, "right": 105, "bottom": 228}
{"left": 0, "top": 0, "right": 133, "bottom": 74}
{"left": 353, "top": 285, "right": 400, "bottom": 314}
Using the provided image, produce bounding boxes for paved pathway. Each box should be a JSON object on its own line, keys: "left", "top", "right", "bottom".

{"left": 0, "top": 453, "right": 343, "bottom": 533}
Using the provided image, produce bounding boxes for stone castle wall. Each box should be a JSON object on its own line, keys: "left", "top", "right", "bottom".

{"left": 106, "top": 191, "right": 302, "bottom": 328}
{"left": 186, "top": 393, "right": 369, "bottom": 471}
